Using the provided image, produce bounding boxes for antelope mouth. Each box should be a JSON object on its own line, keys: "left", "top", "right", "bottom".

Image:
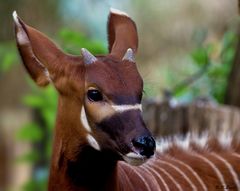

{"left": 122, "top": 152, "right": 148, "bottom": 166}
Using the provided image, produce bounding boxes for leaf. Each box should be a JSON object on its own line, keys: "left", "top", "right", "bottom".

{"left": 16, "top": 150, "right": 40, "bottom": 163}
{"left": 16, "top": 123, "right": 43, "bottom": 142}
{"left": 22, "top": 95, "right": 45, "bottom": 109}
{"left": 221, "top": 46, "right": 235, "bottom": 65}
{"left": 0, "top": 42, "right": 18, "bottom": 73}
{"left": 21, "top": 177, "right": 47, "bottom": 191}
{"left": 41, "top": 108, "right": 56, "bottom": 129}
{"left": 58, "top": 28, "right": 107, "bottom": 55}
{"left": 1, "top": 52, "right": 17, "bottom": 72}
{"left": 222, "top": 31, "right": 237, "bottom": 52}
{"left": 191, "top": 47, "right": 208, "bottom": 66}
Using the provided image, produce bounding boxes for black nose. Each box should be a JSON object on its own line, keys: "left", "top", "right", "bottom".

{"left": 132, "top": 136, "right": 156, "bottom": 158}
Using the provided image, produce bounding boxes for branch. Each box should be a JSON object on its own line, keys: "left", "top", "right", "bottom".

{"left": 163, "top": 62, "right": 210, "bottom": 99}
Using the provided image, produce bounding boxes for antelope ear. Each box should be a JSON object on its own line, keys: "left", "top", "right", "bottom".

{"left": 13, "top": 11, "right": 64, "bottom": 87}
{"left": 108, "top": 8, "right": 138, "bottom": 60}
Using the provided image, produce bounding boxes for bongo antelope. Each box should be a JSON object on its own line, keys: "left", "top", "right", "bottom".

{"left": 13, "top": 8, "right": 240, "bottom": 191}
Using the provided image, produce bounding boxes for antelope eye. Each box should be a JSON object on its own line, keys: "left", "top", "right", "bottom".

{"left": 87, "top": 89, "right": 103, "bottom": 102}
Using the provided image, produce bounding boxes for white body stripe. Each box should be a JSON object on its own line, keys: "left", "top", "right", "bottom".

{"left": 147, "top": 163, "right": 182, "bottom": 191}
{"left": 158, "top": 160, "right": 197, "bottom": 191}
{"left": 169, "top": 157, "right": 207, "bottom": 191}
{"left": 144, "top": 165, "right": 167, "bottom": 191}
{"left": 211, "top": 153, "right": 240, "bottom": 190}
{"left": 112, "top": 104, "right": 142, "bottom": 112}
{"left": 192, "top": 152, "right": 227, "bottom": 191}
{"left": 129, "top": 167, "right": 152, "bottom": 191}
{"left": 232, "top": 153, "right": 240, "bottom": 159}
{"left": 218, "top": 132, "right": 232, "bottom": 148}
{"left": 118, "top": 165, "right": 135, "bottom": 191}
{"left": 140, "top": 166, "right": 162, "bottom": 191}
{"left": 80, "top": 106, "right": 92, "bottom": 132}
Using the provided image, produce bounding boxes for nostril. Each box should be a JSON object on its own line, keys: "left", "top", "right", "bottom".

{"left": 132, "top": 137, "right": 144, "bottom": 148}
{"left": 132, "top": 136, "right": 156, "bottom": 158}
{"left": 146, "top": 137, "right": 156, "bottom": 150}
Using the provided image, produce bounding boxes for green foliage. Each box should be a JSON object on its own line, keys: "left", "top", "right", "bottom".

{"left": 0, "top": 42, "right": 18, "bottom": 73}
{"left": 22, "top": 83, "right": 58, "bottom": 130}
{"left": 16, "top": 123, "right": 43, "bottom": 142}
{"left": 170, "top": 31, "right": 237, "bottom": 103}
{"left": 21, "top": 176, "right": 47, "bottom": 191}
{"left": 17, "top": 150, "right": 40, "bottom": 164}
{"left": 14, "top": 84, "right": 56, "bottom": 191}
{"left": 207, "top": 32, "right": 236, "bottom": 103}
{"left": 58, "top": 28, "right": 107, "bottom": 55}
{"left": 191, "top": 46, "right": 209, "bottom": 67}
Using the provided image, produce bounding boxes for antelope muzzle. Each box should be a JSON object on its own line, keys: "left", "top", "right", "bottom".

{"left": 97, "top": 110, "right": 156, "bottom": 166}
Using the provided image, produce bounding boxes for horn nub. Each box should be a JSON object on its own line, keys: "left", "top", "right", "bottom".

{"left": 122, "top": 48, "right": 135, "bottom": 62}
{"left": 81, "top": 48, "right": 97, "bottom": 65}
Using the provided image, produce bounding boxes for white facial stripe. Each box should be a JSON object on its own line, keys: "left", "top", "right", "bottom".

{"left": 112, "top": 104, "right": 142, "bottom": 113}
{"left": 80, "top": 106, "right": 92, "bottom": 132}
{"left": 86, "top": 134, "right": 100, "bottom": 151}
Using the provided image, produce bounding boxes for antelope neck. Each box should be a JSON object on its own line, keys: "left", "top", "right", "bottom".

{"left": 66, "top": 146, "right": 119, "bottom": 191}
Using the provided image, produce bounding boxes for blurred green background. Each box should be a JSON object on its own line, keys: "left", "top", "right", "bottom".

{"left": 0, "top": 0, "right": 239, "bottom": 190}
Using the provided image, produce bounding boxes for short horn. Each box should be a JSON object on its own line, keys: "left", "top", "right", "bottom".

{"left": 81, "top": 48, "right": 97, "bottom": 65}
{"left": 122, "top": 48, "right": 135, "bottom": 62}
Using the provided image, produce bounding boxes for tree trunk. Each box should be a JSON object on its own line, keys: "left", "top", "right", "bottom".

{"left": 224, "top": 29, "right": 240, "bottom": 107}
{"left": 224, "top": 1, "right": 240, "bottom": 107}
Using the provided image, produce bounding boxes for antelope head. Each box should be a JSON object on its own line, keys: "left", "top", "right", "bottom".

{"left": 13, "top": 8, "right": 156, "bottom": 167}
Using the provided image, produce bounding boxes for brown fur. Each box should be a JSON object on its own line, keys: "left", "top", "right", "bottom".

{"left": 108, "top": 10, "right": 138, "bottom": 59}
{"left": 13, "top": 10, "right": 240, "bottom": 191}
{"left": 118, "top": 142, "right": 240, "bottom": 191}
